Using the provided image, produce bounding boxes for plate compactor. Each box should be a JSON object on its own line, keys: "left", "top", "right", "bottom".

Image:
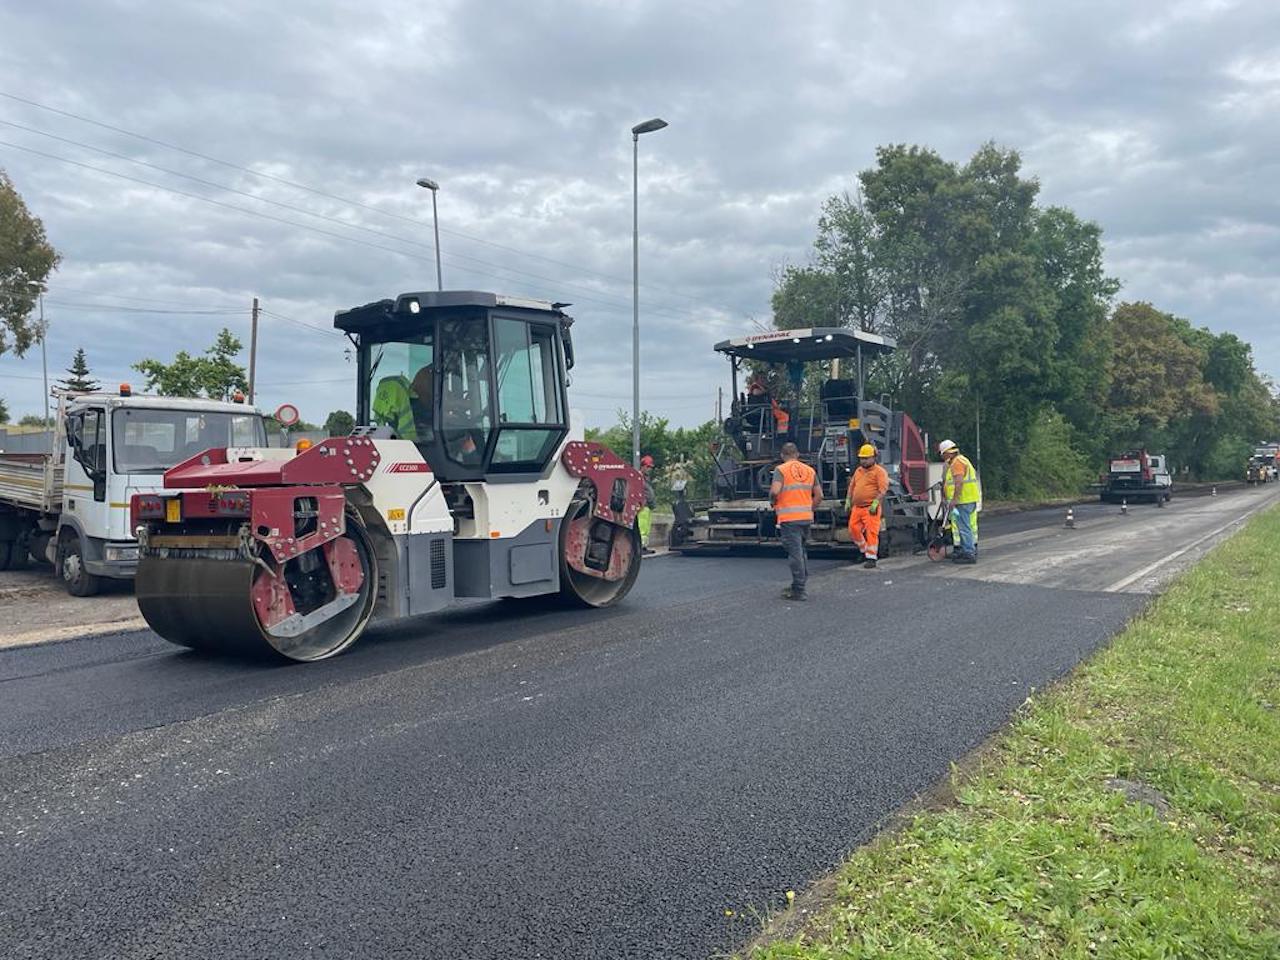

{"left": 132, "top": 292, "right": 645, "bottom": 661}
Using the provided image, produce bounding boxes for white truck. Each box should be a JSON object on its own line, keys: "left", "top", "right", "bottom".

{"left": 0, "top": 389, "right": 267, "bottom": 595}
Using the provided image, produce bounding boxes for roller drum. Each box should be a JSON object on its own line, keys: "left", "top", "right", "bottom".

{"left": 557, "top": 499, "right": 641, "bottom": 608}
{"left": 135, "top": 524, "right": 378, "bottom": 662}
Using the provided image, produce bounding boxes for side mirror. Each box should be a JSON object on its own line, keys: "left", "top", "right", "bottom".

{"left": 562, "top": 329, "right": 576, "bottom": 371}
{"left": 65, "top": 416, "right": 80, "bottom": 448}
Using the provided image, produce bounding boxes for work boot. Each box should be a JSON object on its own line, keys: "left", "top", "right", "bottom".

{"left": 953, "top": 553, "right": 976, "bottom": 565}
{"left": 781, "top": 588, "right": 807, "bottom": 601}
{"left": 863, "top": 559, "right": 877, "bottom": 569}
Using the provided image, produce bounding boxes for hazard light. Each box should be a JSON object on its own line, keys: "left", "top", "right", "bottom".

{"left": 295, "top": 438, "right": 314, "bottom": 453}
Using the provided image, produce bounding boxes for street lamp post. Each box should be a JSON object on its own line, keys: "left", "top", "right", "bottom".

{"left": 630, "top": 117, "right": 668, "bottom": 468}
{"left": 416, "top": 178, "right": 443, "bottom": 291}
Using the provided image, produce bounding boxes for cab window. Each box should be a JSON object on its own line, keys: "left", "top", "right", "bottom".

{"left": 367, "top": 336, "right": 435, "bottom": 443}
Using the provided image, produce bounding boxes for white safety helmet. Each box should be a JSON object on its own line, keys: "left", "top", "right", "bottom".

{"left": 937, "top": 439, "right": 957, "bottom": 455}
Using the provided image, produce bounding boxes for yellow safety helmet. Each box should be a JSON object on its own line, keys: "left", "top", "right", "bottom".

{"left": 857, "top": 443, "right": 876, "bottom": 458}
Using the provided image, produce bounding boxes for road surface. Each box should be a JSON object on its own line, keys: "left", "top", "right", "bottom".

{"left": 2, "top": 483, "right": 1276, "bottom": 959}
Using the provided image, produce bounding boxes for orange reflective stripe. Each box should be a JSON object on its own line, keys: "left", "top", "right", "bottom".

{"left": 774, "top": 460, "right": 816, "bottom": 523}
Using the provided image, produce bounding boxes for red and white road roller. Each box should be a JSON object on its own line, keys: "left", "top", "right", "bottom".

{"left": 132, "top": 292, "right": 644, "bottom": 661}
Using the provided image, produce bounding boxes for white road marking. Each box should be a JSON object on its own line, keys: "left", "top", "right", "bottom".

{"left": 1103, "top": 494, "right": 1279, "bottom": 593}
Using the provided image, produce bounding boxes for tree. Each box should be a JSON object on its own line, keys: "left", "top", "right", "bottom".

{"left": 18, "top": 414, "right": 53, "bottom": 427}
{"left": 57, "top": 347, "right": 99, "bottom": 393}
{"left": 324, "top": 410, "right": 355, "bottom": 437}
{"left": 0, "top": 170, "right": 60, "bottom": 357}
{"left": 0, "top": 396, "right": 8, "bottom": 424}
{"left": 133, "top": 328, "right": 249, "bottom": 400}
{"left": 1104, "top": 303, "right": 1216, "bottom": 444}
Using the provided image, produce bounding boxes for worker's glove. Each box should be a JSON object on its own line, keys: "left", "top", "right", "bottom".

{"left": 868, "top": 499, "right": 880, "bottom": 515}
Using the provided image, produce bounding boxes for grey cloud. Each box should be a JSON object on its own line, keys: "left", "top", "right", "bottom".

{"left": 2, "top": 0, "right": 1279, "bottom": 426}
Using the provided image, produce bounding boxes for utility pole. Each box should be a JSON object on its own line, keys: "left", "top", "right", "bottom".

{"left": 716, "top": 386, "right": 722, "bottom": 425}
{"left": 974, "top": 394, "right": 982, "bottom": 471}
{"left": 248, "top": 296, "right": 260, "bottom": 403}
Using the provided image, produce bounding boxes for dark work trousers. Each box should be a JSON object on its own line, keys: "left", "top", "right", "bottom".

{"left": 778, "top": 520, "right": 811, "bottom": 593}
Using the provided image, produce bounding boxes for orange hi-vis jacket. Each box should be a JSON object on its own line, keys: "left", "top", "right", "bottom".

{"left": 847, "top": 463, "right": 889, "bottom": 508}
{"left": 771, "top": 397, "right": 790, "bottom": 433}
{"left": 774, "top": 459, "right": 817, "bottom": 524}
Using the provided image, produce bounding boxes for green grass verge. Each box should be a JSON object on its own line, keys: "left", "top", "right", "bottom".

{"left": 749, "top": 506, "right": 1280, "bottom": 959}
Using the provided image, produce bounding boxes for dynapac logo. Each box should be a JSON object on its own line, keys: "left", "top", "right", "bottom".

{"left": 387, "top": 462, "right": 431, "bottom": 473}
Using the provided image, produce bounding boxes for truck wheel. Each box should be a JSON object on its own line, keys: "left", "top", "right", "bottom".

{"left": 60, "top": 533, "right": 102, "bottom": 598}
{"left": 0, "top": 540, "right": 13, "bottom": 571}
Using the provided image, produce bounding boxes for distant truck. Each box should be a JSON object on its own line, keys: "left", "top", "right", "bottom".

{"left": 0, "top": 388, "right": 267, "bottom": 595}
{"left": 1101, "top": 450, "right": 1173, "bottom": 504}
{"left": 1246, "top": 456, "right": 1273, "bottom": 485}
{"left": 1252, "top": 444, "right": 1279, "bottom": 482}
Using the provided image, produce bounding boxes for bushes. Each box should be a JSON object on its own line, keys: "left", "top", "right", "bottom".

{"left": 1005, "top": 408, "right": 1093, "bottom": 500}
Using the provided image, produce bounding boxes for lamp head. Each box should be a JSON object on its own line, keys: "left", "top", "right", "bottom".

{"left": 631, "top": 118, "right": 668, "bottom": 137}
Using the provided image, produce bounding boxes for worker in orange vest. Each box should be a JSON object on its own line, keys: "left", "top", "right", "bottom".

{"left": 845, "top": 443, "right": 890, "bottom": 569}
{"left": 770, "top": 395, "right": 790, "bottom": 437}
{"left": 770, "top": 442, "right": 823, "bottom": 601}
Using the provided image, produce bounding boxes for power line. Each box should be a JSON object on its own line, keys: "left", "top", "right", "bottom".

{"left": 0, "top": 90, "right": 725, "bottom": 314}
{"left": 43, "top": 284, "right": 244, "bottom": 309}
{"left": 0, "top": 136, "right": 694, "bottom": 321}
{"left": 258, "top": 308, "right": 346, "bottom": 340}
{"left": 3, "top": 118, "right": 660, "bottom": 314}
{"left": 43, "top": 297, "right": 246, "bottom": 315}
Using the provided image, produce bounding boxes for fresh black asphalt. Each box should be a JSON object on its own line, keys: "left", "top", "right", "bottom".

{"left": 0, "top": 496, "right": 1228, "bottom": 959}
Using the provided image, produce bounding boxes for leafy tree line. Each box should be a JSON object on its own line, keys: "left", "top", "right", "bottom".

{"left": 771, "top": 142, "right": 1280, "bottom": 494}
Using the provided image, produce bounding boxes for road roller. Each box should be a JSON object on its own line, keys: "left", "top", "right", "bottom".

{"left": 131, "top": 291, "right": 645, "bottom": 661}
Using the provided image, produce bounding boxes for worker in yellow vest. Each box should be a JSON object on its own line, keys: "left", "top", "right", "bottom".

{"left": 845, "top": 443, "right": 889, "bottom": 569}
{"left": 637, "top": 454, "right": 657, "bottom": 555}
{"left": 770, "top": 442, "right": 823, "bottom": 600}
{"left": 938, "top": 439, "right": 981, "bottom": 564}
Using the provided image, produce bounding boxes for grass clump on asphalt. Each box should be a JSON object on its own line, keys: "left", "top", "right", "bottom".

{"left": 750, "top": 507, "right": 1280, "bottom": 959}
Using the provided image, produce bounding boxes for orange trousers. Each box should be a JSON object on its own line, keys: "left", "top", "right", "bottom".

{"left": 848, "top": 505, "right": 881, "bottom": 559}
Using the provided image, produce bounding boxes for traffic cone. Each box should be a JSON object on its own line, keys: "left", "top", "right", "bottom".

{"left": 1065, "top": 508, "right": 1076, "bottom": 529}
{"left": 1120, "top": 498, "right": 1128, "bottom": 515}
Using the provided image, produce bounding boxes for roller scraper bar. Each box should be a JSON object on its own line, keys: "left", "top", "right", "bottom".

{"left": 162, "top": 437, "right": 381, "bottom": 489}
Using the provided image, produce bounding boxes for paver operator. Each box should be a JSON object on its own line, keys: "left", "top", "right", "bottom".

{"left": 771, "top": 442, "right": 823, "bottom": 601}
{"left": 938, "top": 438, "right": 981, "bottom": 564}
{"left": 845, "top": 443, "right": 889, "bottom": 569}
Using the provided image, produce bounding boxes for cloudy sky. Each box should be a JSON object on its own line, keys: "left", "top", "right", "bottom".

{"left": 2, "top": 0, "right": 1278, "bottom": 429}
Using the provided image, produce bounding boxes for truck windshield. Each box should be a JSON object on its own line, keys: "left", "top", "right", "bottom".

{"left": 112, "top": 408, "right": 266, "bottom": 474}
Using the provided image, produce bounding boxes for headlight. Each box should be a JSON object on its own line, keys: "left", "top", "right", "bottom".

{"left": 105, "top": 545, "right": 140, "bottom": 563}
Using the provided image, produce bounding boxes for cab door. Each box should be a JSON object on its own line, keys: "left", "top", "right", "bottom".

{"left": 63, "top": 406, "right": 111, "bottom": 539}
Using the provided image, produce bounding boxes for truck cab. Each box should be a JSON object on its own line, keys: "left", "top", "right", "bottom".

{"left": 0, "top": 389, "right": 267, "bottom": 595}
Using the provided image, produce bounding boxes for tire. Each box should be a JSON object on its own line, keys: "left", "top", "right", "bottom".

{"left": 60, "top": 532, "right": 102, "bottom": 597}
{"left": 0, "top": 540, "right": 13, "bottom": 571}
